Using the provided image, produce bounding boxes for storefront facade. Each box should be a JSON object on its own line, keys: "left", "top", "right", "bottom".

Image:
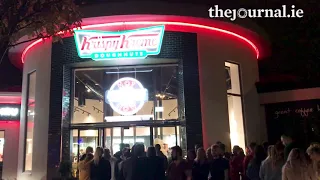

{"left": 8, "top": 2, "right": 268, "bottom": 179}
{"left": 0, "top": 92, "right": 21, "bottom": 180}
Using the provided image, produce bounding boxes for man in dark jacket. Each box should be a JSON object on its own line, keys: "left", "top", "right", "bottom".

{"left": 120, "top": 143, "right": 150, "bottom": 180}
{"left": 281, "top": 134, "right": 299, "bottom": 160}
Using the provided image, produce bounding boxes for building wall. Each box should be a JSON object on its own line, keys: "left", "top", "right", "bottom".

{"left": 260, "top": 87, "right": 320, "bottom": 104}
{"left": 197, "top": 32, "right": 264, "bottom": 149}
{"left": 0, "top": 121, "right": 20, "bottom": 180}
{"left": 18, "top": 40, "right": 52, "bottom": 180}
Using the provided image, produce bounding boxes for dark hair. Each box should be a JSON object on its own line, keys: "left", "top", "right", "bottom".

{"left": 219, "top": 143, "right": 226, "bottom": 152}
{"left": 211, "top": 144, "right": 220, "bottom": 150}
{"left": 253, "top": 145, "right": 266, "bottom": 166}
{"left": 86, "top": 146, "right": 94, "bottom": 153}
{"left": 133, "top": 143, "right": 145, "bottom": 157}
{"left": 172, "top": 146, "right": 183, "bottom": 156}
{"left": 187, "top": 150, "right": 196, "bottom": 160}
{"left": 147, "top": 147, "right": 156, "bottom": 157}
{"left": 249, "top": 142, "right": 257, "bottom": 150}
{"left": 155, "top": 144, "right": 161, "bottom": 150}
{"left": 86, "top": 153, "right": 94, "bottom": 162}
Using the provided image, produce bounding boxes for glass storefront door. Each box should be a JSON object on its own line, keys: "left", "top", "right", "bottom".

{"left": 72, "top": 125, "right": 181, "bottom": 156}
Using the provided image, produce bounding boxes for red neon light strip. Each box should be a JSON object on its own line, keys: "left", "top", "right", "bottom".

{"left": 21, "top": 21, "right": 260, "bottom": 63}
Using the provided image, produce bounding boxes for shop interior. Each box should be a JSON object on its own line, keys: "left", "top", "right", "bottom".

{"left": 69, "top": 62, "right": 245, "bottom": 169}
{"left": 70, "top": 64, "right": 184, "bottom": 163}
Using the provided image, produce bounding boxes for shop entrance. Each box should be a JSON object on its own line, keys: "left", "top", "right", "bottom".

{"left": 71, "top": 123, "right": 182, "bottom": 161}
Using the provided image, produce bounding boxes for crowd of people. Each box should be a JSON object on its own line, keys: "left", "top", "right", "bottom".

{"left": 76, "top": 135, "right": 320, "bottom": 180}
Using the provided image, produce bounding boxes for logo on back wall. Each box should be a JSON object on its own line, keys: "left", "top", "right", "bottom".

{"left": 105, "top": 77, "right": 148, "bottom": 116}
{"left": 74, "top": 25, "right": 165, "bottom": 60}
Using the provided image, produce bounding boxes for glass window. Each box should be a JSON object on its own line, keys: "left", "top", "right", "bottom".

{"left": 72, "top": 65, "right": 182, "bottom": 123}
{"left": 227, "top": 95, "right": 245, "bottom": 150}
{"left": 153, "top": 127, "right": 177, "bottom": 157}
{"left": 135, "top": 127, "right": 151, "bottom": 148}
{"left": 225, "top": 62, "right": 245, "bottom": 150}
{"left": 225, "top": 62, "right": 241, "bottom": 95}
{"left": 24, "top": 71, "right": 36, "bottom": 171}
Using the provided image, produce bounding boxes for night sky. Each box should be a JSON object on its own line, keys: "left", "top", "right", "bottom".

{"left": 0, "top": 0, "right": 319, "bottom": 91}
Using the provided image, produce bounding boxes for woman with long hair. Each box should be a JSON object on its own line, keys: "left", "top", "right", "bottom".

{"left": 79, "top": 153, "right": 94, "bottom": 180}
{"left": 307, "top": 143, "right": 320, "bottom": 179}
{"left": 90, "top": 147, "right": 111, "bottom": 180}
{"left": 260, "top": 143, "right": 285, "bottom": 180}
{"left": 246, "top": 145, "right": 266, "bottom": 180}
{"left": 192, "top": 148, "right": 210, "bottom": 180}
{"left": 282, "top": 148, "right": 317, "bottom": 180}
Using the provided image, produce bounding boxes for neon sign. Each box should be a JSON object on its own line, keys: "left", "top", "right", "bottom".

{"left": 0, "top": 107, "right": 19, "bottom": 117}
{"left": 105, "top": 77, "right": 148, "bottom": 116}
{"left": 74, "top": 25, "right": 165, "bottom": 60}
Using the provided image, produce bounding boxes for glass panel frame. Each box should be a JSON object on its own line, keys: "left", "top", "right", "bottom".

{"left": 225, "top": 62, "right": 246, "bottom": 151}
{"left": 23, "top": 70, "right": 36, "bottom": 172}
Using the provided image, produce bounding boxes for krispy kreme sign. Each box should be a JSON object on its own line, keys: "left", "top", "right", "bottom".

{"left": 74, "top": 25, "right": 165, "bottom": 60}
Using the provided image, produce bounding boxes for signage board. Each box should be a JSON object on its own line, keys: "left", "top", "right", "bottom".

{"left": 74, "top": 25, "right": 165, "bottom": 61}
{"left": 0, "top": 105, "right": 20, "bottom": 120}
{"left": 105, "top": 77, "right": 148, "bottom": 116}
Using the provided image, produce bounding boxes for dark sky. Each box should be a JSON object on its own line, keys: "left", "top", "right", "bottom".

{"left": 0, "top": 0, "right": 319, "bottom": 90}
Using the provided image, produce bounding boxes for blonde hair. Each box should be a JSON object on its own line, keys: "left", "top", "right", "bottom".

{"left": 307, "top": 143, "right": 320, "bottom": 156}
{"left": 307, "top": 143, "right": 320, "bottom": 174}
{"left": 285, "top": 148, "right": 311, "bottom": 179}
{"left": 267, "top": 145, "right": 274, "bottom": 158}
{"left": 93, "top": 147, "right": 103, "bottom": 166}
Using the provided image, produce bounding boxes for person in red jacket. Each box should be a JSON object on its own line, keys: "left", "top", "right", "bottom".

{"left": 242, "top": 142, "right": 256, "bottom": 180}
{"left": 229, "top": 146, "right": 245, "bottom": 180}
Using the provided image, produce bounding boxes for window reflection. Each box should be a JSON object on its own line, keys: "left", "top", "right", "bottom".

{"left": 24, "top": 71, "right": 36, "bottom": 171}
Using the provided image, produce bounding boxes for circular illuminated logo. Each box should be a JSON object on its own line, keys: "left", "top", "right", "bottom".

{"left": 105, "top": 77, "right": 148, "bottom": 116}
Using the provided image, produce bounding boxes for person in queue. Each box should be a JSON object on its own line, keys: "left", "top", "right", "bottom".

{"left": 147, "top": 146, "right": 165, "bottom": 180}
{"left": 246, "top": 145, "right": 266, "bottom": 180}
{"left": 206, "top": 147, "right": 213, "bottom": 162}
{"left": 243, "top": 142, "right": 257, "bottom": 180}
{"left": 192, "top": 147, "right": 210, "bottom": 180}
{"left": 186, "top": 149, "right": 196, "bottom": 169}
{"left": 78, "top": 153, "right": 94, "bottom": 180}
{"left": 282, "top": 148, "right": 317, "bottom": 180}
{"left": 281, "top": 134, "right": 299, "bottom": 161}
{"left": 155, "top": 144, "right": 168, "bottom": 172}
{"left": 80, "top": 146, "right": 94, "bottom": 161}
{"left": 121, "top": 143, "right": 150, "bottom": 180}
{"left": 229, "top": 145, "right": 245, "bottom": 180}
{"left": 90, "top": 147, "right": 111, "bottom": 180}
{"left": 103, "top": 148, "right": 118, "bottom": 180}
{"left": 167, "top": 146, "right": 192, "bottom": 180}
{"left": 209, "top": 144, "right": 229, "bottom": 180}
{"left": 259, "top": 143, "right": 285, "bottom": 180}
{"left": 307, "top": 143, "right": 320, "bottom": 179}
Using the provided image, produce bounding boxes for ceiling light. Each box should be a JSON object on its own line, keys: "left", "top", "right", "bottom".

{"left": 95, "top": 83, "right": 99, "bottom": 86}
{"left": 87, "top": 89, "right": 91, "bottom": 92}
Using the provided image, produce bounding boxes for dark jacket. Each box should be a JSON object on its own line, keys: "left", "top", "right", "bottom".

{"left": 90, "top": 158, "right": 111, "bottom": 180}
{"left": 284, "top": 142, "right": 298, "bottom": 161}
{"left": 192, "top": 160, "right": 210, "bottom": 180}
{"left": 120, "top": 156, "right": 151, "bottom": 180}
{"left": 148, "top": 156, "right": 165, "bottom": 180}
